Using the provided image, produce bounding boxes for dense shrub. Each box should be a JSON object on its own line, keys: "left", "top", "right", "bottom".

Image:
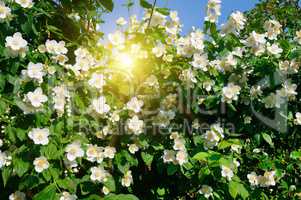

{"left": 0, "top": 0, "right": 301, "bottom": 199}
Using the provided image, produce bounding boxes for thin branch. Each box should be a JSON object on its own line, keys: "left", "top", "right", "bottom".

{"left": 147, "top": 0, "right": 157, "bottom": 28}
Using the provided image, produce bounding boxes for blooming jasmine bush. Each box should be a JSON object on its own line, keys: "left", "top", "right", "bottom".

{"left": 1, "top": 0, "right": 301, "bottom": 199}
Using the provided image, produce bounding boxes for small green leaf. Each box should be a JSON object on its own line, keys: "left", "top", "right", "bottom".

{"left": 139, "top": 0, "right": 152, "bottom": 9}
{"left": 2, "top": 167, "right": 12, "bottom": 187}
{"left": 98, "top": 0, "right": 114, "bottom": 11}
{"left": 33, "top": 184, "right": 57, "bottom": 200}
{"left": 262, "top": 133, "right": 274, "bottom": 147}
{"left": 141, "top": 152, "right": 154, "bottom": 167}
{"left": 104, "top": 194, "right": 139, "bottom": 200}
{"left": 193, "top": 152, "right": 209, "bottom": 161}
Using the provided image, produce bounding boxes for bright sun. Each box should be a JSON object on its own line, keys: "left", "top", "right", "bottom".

{"left": 119, "top": 53, "right": 134, "bottom": 69}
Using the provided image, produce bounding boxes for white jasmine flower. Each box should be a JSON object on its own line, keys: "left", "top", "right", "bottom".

{"left": 9, "top": 191, "right": 26, "bottom": 200}
{"left": 26, "top": 87, "right": 48, "bottom": 108}
{"left": 26, "top": 62, "right": 44, "bottom": 83}
{"left": 190, "top": 29, "right": 204, "bottom": 51}
{"left": 33, "top": 156, "right": 49, "bottom": 173}
{"left": 198, "top": 185, "right": 213, "bottom": 199}
{"left": 245, "top": 31, "right": 266, "bottom": 56}
{"left": 205, "top": 0, "right": 221, "bottom": 23}
{"left": 53, "top": 85, "right": 69, "bottom": 115}
{"left": 52, "top": 54, "right": 69, "bottom": 65}
{"left": 60, "top": 192, "right": 77, "bottom": 200}
{"left": 221, "top": 165, "right": 234, "bottom": 181}
{"left": 127, "top": 115, "right": 144, "bottom": 135}
{"left": 267, "top": 43, "right": 283, "bottom": 57}
{"left": 5, "top": 32, "right": 28, "bottom": 57}
{"left": 126, "top": 97, "right": 143, "bottom": 113}
{"left": 221, "top": 11, "right": 246, "bottom": 35}
{"left": 121, "top": 170, "right": 133, "bottom": 187}
{"left": 222, "top": 83, "right": 241, "bottom": 103}
{"left": 102, "top": 186, "right": 110, "bottom": 195}
{"left": 128, "top": 144, "right": 139, "bottom": 154}
{"left": 0, "top": 150, "right": 8, "bottom": 168}
{"left": 176, "top": 150, "right": 188, "bottom": 165}
{"left": 258, "top": 171, "right": 276, "bottom": 187}
{"left": 90, "top": 166, "right": 108, "bottom": 182}
{"left": 191, "top": 53, "right": 208, "bottom": 71}
{"left": 0, "top": 1, "right": 11, "bottom": 20}
{"left": 231, "top": 144, "right": 242, "bottom": 154}
{"left": 202, "top": 80, "right": 214, "bottom": 92}
{"left": 45, "top": 40, "right": 68, "bottom": 55}
{"left": 28, "top": 128, "right": 50, "bottom": 145}
{"left": 264, "top": 20, "right": 282, "bottom": 40}
{"left": 92, "top": 96, "right": 110, "bottom": 115}
{"left": 152, "top": 43, "right": 166, "bottom": 57}
{"left": 295, "top": 30, "right": 301, "bottom": 44}
{"left": 108, "top": 30, "right": 125, "bottom": 47}
{"left": 86, "top": 144, "right": 103, "bottom": 163}
{"left": 173, "top": 138, "right": 186, "bottom": 151}
{"left": 116, "top": 17, "right": 127, "bottom": 26}
{"left": 88, "top": 73, "right": 106, "bottom": 89}
{"left": 247, "top": 172, "right": 258, "bottom": 186}
{"left": 103, "top": 146, "right": 116, "bottom": 159}
{"left": 146, "top": 11, "right": 166, "bottom": 27}
{"left": 15, "top": 0, "right": 33, "bottom": 8}
{"left": 294, "top": 112, "right": 301, "bottom": 125}
{"left": 162, "top": 150, "right": 176, "bottom": 163}
{"left": 65, "top": 142, "right": 84, "bottom": 161}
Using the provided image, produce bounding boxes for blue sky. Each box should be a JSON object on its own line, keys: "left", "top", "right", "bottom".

{"left": 100, "top": 0, "right": 260, "bottom": 35}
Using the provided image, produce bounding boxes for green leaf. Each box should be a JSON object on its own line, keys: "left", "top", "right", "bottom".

{"left": 57, "top": 178, "right": 78, "bottom": 193}
{"left": 104, "top": 194, "right": 139, "bottom": 200}
{"left": 229, "top": 181, "right": 239, "bottom": 199}
{"left": 193, "top": 152, "right": 210, "bottom": 161}
{"left": 141, "top": 152, "right": 154, "bottom": 167}
{"left": 229, "top": 181, "right": 249, "bottom": 199}
{"left": 262, "top": 133, "right": 274, "bottom": 147}
{"left": 98, "top": 0, "right": 114, "bottom": 11}
{"left": 33, "top": 184, "right": 57, "bottom": 200}
{"left": 104, "top": 176, "right": 116, "bottom": 192}
{"left": 290, "top": 151, "right": 301, "bottom": 160}
{"left": 140, "top": 0, "right": 152, "bottom": 9}
{"left": 2, "top": 167, "right": 12, "bottom": 187}
{"left": 13, "top": 158, "right": 30, "bottom": 177}
{"left": 40, "top": 143, "right": 61, "bottom": 160}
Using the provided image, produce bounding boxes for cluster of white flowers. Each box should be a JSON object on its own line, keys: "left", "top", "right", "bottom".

{"left": 92, "top": 96, "right": 111, "bottom": 115}
{"left": 0, "top": 1, "right": 11, "bottom": 20}
{"left": 0, "top": 150, "right": 11, "bottom": 168}
{"left": 15, "top": 0, "right": 33, "bottom": 8}
{"left": 247, "top": 171, "right": 276, "bottom": 187}
{"left": 205, "top": 0, "right": 221, "bottom": 23}
{"left": 25, "top": 87, "right": 48, "bottom": 108}
{"left": 203, "top": 124, "right": 224, "bottom": 149}
{"left": 126, "top": 97, "right": 144, "bottom": 113}
{"left": 163, "top": 132, "right": 188, "bottom": 165}
{"left": 121, "top": 170, "right": 133, "bottom": 187}
{"left": 222, "top": 83, "right": 241, "bottom": 103}
{"left": 90, "top": 166, "right": 109, "bottom": 183}
{"left": 52, "top": 85, "right": 69, "bottom": 115}
{"left": 5, "top": 32, "right": 28, "bottom": 57}
{"left": 221, "top": 165, "right": 234, "bottom": 181}
{"left": 68, "top": 47, "right": 98, "bottom": 75}
{"left": 65, "top": 141, "right": 84, "bottom": 161}
{"left": 198, "top": 185, "right": 213, "bottom": 199}
{"left": 60, "top": 192, "right": 77, "bottom": 200}
{"left": 88, "top": 73, "right": 106, "bottom": 90}
{"left": 33, "top": 156, "right": 49, "bottom": 173}
{"left": 127, "top": 115, "right": 144, "bottom": 135}
{"left": 9, "top": 191, "right": 26, "bottom": 200}
{"left": 22, "top": 62, "right": 45, "bottom": 83}
{"left": 28, "top": 127, "right": 50, "bottom": 145}
{"left": 221, "top": 11, "right": 246, "bottom": 35}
